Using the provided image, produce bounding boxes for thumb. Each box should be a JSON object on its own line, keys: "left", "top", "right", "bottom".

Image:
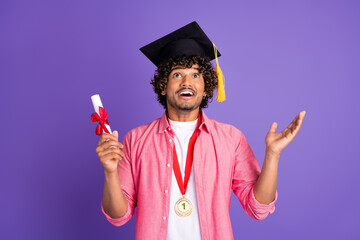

{"left": 269, "top": 122, "right": 277, "bottom": 134}
{"left": 112, "top": 130, "right": 119, "bottom": 140}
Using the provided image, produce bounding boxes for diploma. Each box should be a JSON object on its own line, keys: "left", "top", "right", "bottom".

{"left": 91, "top": 94, "right": 112, "bottom": 135}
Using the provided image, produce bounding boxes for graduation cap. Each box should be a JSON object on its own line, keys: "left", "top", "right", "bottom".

{"left": 140, "top": 21, "right": 225, "bottom": 102}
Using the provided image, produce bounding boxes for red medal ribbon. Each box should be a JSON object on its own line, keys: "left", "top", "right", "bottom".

{"left": 172, "top": 113, "right": 202, "bottom": 195}
{"left": 91, "top": 106, "right": 110, "bottom": 135}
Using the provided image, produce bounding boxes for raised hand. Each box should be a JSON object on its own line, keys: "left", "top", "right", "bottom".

{"left": 265, "top": 111, "right": 306, "bottom": 155}
{"left": 96, "top": 130, "right": 124, "bottom": 174}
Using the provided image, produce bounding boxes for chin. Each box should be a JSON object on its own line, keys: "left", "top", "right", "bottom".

{"left": 178, "top": 106, "right": 196, "bottom": 111}
{"left": 167, "top": 97, "right": 202, "bottom": 112}
{"left": 176, "top": 103, "right": 201, "bottom": 112}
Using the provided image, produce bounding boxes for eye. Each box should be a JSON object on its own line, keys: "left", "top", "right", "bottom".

{"left": 193, "top": 73, "right": 200, "bottom": 78}
{"left": 173, "top": 72, "right": 182, "bottom": 78}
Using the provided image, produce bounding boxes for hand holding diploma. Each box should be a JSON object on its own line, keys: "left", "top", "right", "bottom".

{"left": 96, "top": 131, "right": 124, "bottom": 174}
{"left": 91, "top": 94, "right": 124, "bottom": 174}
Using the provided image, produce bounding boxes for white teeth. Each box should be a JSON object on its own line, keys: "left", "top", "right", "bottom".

{"left": 180, "top": 91, "right": 194, "bottom": 96}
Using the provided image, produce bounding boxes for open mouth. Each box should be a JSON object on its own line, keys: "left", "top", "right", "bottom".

{"left": 179, "top": 91, "right": 194, "bottom": 97}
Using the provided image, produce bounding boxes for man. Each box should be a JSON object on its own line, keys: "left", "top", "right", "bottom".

{"left": 96, "top": 22, "right": 306, "bottom": 239}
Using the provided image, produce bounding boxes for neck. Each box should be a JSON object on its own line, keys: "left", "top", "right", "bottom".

{"left": 167, "top": 108, "right": 200, "bottom": 122}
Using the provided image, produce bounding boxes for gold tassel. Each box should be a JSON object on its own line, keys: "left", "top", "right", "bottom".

{"left": 212, "top": 43, "right": 226, "bottom": 102}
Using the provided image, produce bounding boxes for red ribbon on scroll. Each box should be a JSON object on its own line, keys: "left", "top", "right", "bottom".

{"left": 91, "top": 106, "right": 110, "bottom": 135}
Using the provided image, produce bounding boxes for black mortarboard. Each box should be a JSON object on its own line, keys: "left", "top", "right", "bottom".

{"left": 140, "top": 21, "right": 226, "bottom": 102}
{"left": 140, "top": 21, "right": 221, "bottom": 67}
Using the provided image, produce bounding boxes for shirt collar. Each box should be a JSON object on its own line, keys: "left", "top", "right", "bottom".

{"left": 158, "top": 109, "right": 211, "bottom": 134}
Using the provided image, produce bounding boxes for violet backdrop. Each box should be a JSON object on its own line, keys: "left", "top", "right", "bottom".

{"left": 1, "top": 0, "right": 359, "bottom": 239}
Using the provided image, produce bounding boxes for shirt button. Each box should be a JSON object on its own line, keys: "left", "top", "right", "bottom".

{"left": 163, "top": 216, "right": 167, "bottom": 220}
{"left": 165, "top": 189, "right": 168, "bottom": 193}
{"left": 169, "top": 139, "right": 172, "bottom": 142}
{"left": 167, "top": 163, "right": 170, "bottom": 167}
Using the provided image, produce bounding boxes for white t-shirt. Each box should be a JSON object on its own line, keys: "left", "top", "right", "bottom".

{"left": 167, "top": 118, "right": 202, "bottom": 240}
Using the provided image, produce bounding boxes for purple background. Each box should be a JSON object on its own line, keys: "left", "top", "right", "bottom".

{"left": 1, "top": 0, "right": 359, "bottom": 239}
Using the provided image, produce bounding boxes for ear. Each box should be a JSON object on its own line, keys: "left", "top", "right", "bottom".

{"left": 161, "top": 89, "right": 166, "bottom": 95}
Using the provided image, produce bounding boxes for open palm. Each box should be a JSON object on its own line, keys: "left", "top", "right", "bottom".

{"left": 265, "top": 110, "right": 306, "bottom": 155}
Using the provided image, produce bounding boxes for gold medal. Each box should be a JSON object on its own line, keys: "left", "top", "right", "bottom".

{"left": 175, "top": 196, "right": 193, "bottom": 217}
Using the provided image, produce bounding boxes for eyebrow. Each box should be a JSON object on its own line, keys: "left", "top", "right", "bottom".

{"left": 171, "top": 67, "right": 200, "bottom": 71}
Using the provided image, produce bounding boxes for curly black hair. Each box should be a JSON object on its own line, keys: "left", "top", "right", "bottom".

{"left": 150, "top": 55, "right": 218, "bottom": 110}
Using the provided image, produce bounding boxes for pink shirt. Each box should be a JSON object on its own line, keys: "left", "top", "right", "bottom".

{"left": 101, "top": 110, "right": 278, "bottom": 240}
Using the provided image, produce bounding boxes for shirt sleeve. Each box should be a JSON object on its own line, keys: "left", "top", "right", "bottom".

{"left": 100, "top": 131, "right": 137, "bottom": 227}
{"left": 231, "top": 131, "right": 278, "bottom": 220}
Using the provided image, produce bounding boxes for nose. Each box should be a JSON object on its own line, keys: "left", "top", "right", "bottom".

{"left": 180, "top": 74, "right": 192, "bottom": 87}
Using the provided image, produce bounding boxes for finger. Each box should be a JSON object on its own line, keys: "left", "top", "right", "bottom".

{"left": 281, "top": 127, "right": 292, "bottom": 139}
{"left": 295, "top": 110, "right": 306, "bottom": 124}
{"left": 98, "top": 133, "right": 117, "bottom": 146}
{"left": 280, "top": 111, "right": 306, "bottom": 139}
{"left": 284, "top": 112, "right": 301, "bottom": 133}
{"left": 101, "top": 140, "right": 123, "bottom": 150}
{"left": 101, "top": 151, "right": 122, "bottom": 161}
{"left": 96, "top": 140, "right": 123, "bottom": 153}
{"left": 285, "top": 111, "right": 305, "bottom": 139}
{"left": 101, "top": 140, "right": 123, "bottom": 152}
{"left": 98, "top": 133, "right": 115, "bottom": 144}
{"left": 283, "top": 124, "right": 297, "bottom": 138}
{"left": 282, "top": 122, "right": 297, "bottom": 138}
{"left": 268, "top": 122, "right": 278, "bottom": 134}
{"left": 104, "top": 139, "right": 123, "bottom": 148}
{"left": 292, "top": 112, "right": 305, "bottom": 135}
{"left": 292, "top": 111, "right": 306, "bottom": 128}
{"left": 98, "top": 147, "right": 124, "bottom": 158}
{"left": 299, "top": 110, "right": 306, "bottom": 120}
{"left": 112, "top": 130, "right": 119, "bottom": 140}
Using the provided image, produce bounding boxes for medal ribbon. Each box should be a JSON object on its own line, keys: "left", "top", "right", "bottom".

{"left": 172, "top": 113, "right": 202, "bottom": 195}
{"left": 91, "top": 106, "right": 110, "bottom": 135}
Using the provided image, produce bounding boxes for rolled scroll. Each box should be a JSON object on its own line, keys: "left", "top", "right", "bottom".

{"left": 91, "top": 94, "right": 112, "bottom": 135}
